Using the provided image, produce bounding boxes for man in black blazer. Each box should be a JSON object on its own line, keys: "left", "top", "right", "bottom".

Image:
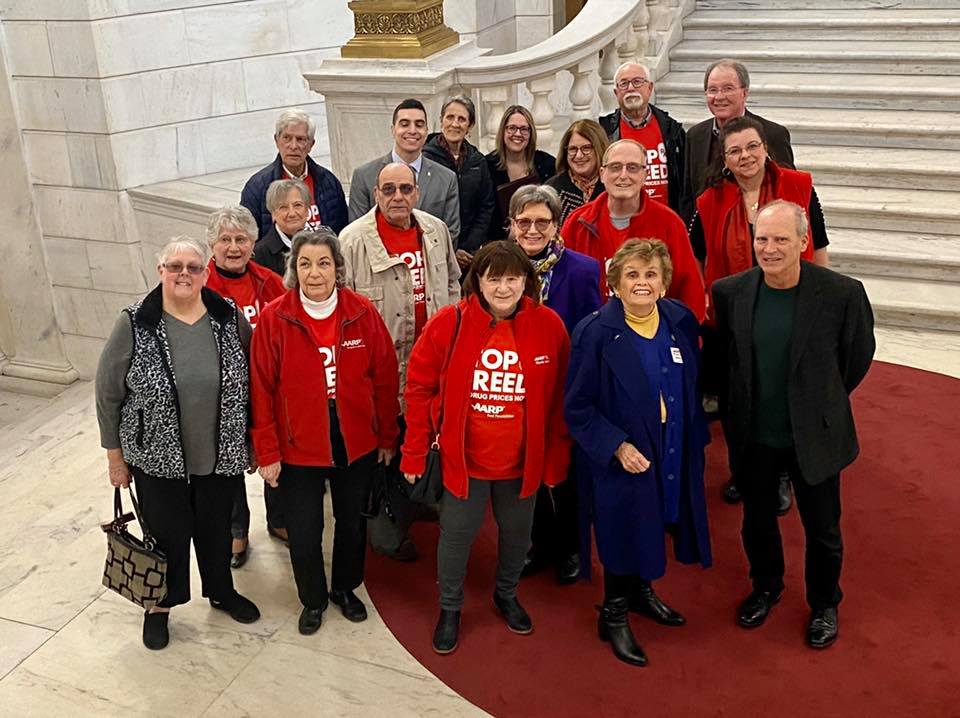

{"left": 680, "top": 59, "right": 795, "bottom": 223}
{"left": 712, "top": 200, "right": 875, "bottom": 650}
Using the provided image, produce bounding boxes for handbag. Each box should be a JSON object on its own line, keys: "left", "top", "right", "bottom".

{"left": 404, "top": 306, "right": 461, "bottom": 504}
{"left": 101, "top": 485, "right": 167, "bottom": 609}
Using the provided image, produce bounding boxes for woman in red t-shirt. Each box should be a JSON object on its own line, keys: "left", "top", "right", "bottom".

{"left": 401, "top": 241, "right": 571, "bottom": 655}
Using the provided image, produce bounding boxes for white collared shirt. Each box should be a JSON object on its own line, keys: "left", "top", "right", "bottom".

{"left": 391, "top": 149, "right": 422, "bottom": 178}
{"left": 275, "top": 225, "right": 293, "bottom": 249}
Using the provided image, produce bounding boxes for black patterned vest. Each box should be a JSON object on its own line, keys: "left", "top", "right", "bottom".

{"left": 118, "top": 285, "right": 249, "bottom": 479}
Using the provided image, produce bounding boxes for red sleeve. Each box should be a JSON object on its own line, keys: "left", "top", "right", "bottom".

{"left": 667, "top": 217, "right": 706, "bottom": 323}
{"left": 367, "top": 310, "right": 401, "bottom": 450}
{"left": 399, "top": 308, "right": 455, "bottom": 477}
{"left": 249, "top": 309, "right": 283, "bottom": 466}
{"left": 560, "top": 212, "right": 582, "bottom": 253}
{"left": 543, "top": 319, "right": 572, "bottom": 487}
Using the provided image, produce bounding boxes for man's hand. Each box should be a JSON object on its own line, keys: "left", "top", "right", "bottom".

{"left": 259, "top": 462, "right": 281, "bottom": 487}
{"left": 456, "top": 249, "right": 473, "bottom": 270}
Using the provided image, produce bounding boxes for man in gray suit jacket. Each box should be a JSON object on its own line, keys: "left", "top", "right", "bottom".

{"left": 348, "top": 99, "right": 461, "bottom": 245}
{"left": 713, "top": 200, "right": 875, "bottom": 651}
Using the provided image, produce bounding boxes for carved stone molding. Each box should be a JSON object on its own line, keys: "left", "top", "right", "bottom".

{"left": 342, "top": 0, "right": 459, "bottom": 59}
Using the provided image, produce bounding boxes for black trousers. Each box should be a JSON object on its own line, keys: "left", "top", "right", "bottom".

{"left": 529, "top": 458, "right": 579, "bottom": 562}
{"left": 132, "top": 468, "right": 241, "bottom": 608}
{"left": 279, "top": 451, "right": 376, "bottom": 610}
{"left": 230, "top": 478, "right": 284, "bottom": 539}
{"left": 739, "top": 443, "right": 843, "bottom": 610}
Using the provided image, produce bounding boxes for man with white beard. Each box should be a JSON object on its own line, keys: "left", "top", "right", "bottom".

{"left": 599, "top": 62, "right": 686, "bottom": 216}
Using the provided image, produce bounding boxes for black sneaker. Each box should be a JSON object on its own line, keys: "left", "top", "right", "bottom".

{"left": 142, "top": 610, "right": 169, "bottom": 650}
{"left": 432, "top": 609, "right": 460, "bottom": 654}
{"left": 209, "top": 593, "right": 261, "bottom": 624}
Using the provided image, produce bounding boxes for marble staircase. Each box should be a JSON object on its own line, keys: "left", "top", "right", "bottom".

{"left": 659, "top": 0, "right": 960, "bottom": 333}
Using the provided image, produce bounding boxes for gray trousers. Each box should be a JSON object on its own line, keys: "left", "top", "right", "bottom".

{"left": 438, "top": 478, "right": 536, "bottom": 611}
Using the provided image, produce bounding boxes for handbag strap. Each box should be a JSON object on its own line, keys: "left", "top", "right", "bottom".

{"left": 433, "top": 305, "right": 462, "bottom": 441}
{"left": 114, "top": 485, "right": 160, "bottom": 551}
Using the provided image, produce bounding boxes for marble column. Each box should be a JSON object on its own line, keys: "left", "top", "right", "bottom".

{"left": 0, "top": 48, "right": 78, "bottom": 393}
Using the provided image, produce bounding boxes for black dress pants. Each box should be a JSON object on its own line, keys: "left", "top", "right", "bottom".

{"left": 230, "top": 477, "right": 285, "bottom": 539}
{"left": 279, "top": 451, "right": 376, "bottom": 610}
{"left": 738, "top": 443, "right": 843, "bottom": 610}
{"left": 529, "top": 458, "right": 579, "bottom": 562}
{"left": 132, "top": 468, "right": 241, "bottom": 608}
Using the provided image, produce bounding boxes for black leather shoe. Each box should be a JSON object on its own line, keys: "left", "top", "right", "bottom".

{"left": 230, "top": 541, "right": 249, "bottom": 569}
{"left": 736, "top": 590, "right": 782, "bottom": 628}
{"left": 777, "top": 473, "right": 793, "bottom": 516}
{"left": 432, "top": 609, "right": 460, "bottom": 654}
{"left": 806, "top": 607, "right": 839, "bottom": 649}
{"left": 142, "top": 610, "right": 169, "bottom": 650}
{"left": 629, "top": 581, "right": 685, "bottom": 626}
{"left": 723, "top": 478, "right": 742, "bottom": 504}
{"left": 520, "top": 550, "right": 549, "bottom": 578}
{"left": 493, "top": 592, "right": 533, "bottom": 634}
{"left": 555, "top": 553, "right": 580, "bottom": 585}
{"left": 209, "top": 593, "right": 261, "bottom": 624}
{"left": 298, "top": 606, "right": 325, "bottom": 635}
{"left": 373, "top": 537, "right": 419, "bottom": 562}
{"left": 598, "top": 597, "right": 647, "bottom": 667}
{"left": 330, "top": 589, "right": 368, "bottom": 623}
{"left": 267, "top": 525, "right": 289, "bottom": 545}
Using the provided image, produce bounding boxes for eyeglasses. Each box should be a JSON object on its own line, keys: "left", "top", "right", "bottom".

{"left": 603, "top": 162, "right": 646, "bottom": 175}
{"left": 513, "top": 218, "right": 554, "bottom": 232}
{"left": 616, "top": 78, "right": 651, "bottom": 91}
{"left": 505, "top": 125, "right": 531, "bottom": 136}
{"left": 378, "top": 183, "right": 416, "bottom": 196}
{"left": 216, "top": 235, "right": 252, "bottom": 247}
{"left": 724, "top": 141, "right": 765, "bottom": 159}
{"left": 163, "top": 261, "right": 205, "bottom": 275}
{"left": 706, "top": 85, "right": 742, "bottom": 97}
{"left": 566, "top": 144, "right": 594, "bottom": 158}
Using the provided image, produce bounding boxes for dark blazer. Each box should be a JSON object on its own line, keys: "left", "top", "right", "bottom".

{"left": 598, "top": 104, "right": 686, "bottom": 216}
{"left": 485, "top": 149, "right": 556, "bottom": 240}
{"left": 712, "top": 262, "right": 875, "bottom": 485}
{"left": 422, "top": 134, "right": 495, "bottom": 253}
{"left": 252, "top": 225, "right": 288, "bottom": 278}
{"left": 681, "top": 109, "right": 795, "bottom": 222}
{"left": 565, "top": 297, "right": 712, "bottom": 580}
{"left": 543, "top": 248, "right": 602, "bottom": 336}
{"left": 240, "top": 154, "right": 348, "bottom": 239}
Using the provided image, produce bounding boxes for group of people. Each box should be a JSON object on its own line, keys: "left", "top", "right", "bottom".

{"left": 95, "top": 57, "right": 876, "bottom": 667}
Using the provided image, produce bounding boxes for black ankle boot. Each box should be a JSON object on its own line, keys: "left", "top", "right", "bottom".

{"left": 598, "top": 597, "right": 647, "bottom": 667}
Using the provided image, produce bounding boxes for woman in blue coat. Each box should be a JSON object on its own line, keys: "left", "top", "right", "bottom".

{"left": 565, "top": 239, "right": 711, "bottom": 667}
{"left": 509, "top": 184, "right": 601, "bottom": 584}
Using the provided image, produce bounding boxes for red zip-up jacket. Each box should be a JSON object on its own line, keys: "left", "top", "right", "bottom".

{"left": 250, "top": 287, "right": 400, "bottom": 468}
{"left": 560, "top": 191, "right": 706, "bottom": 322}
{"left": 400, "top": 294, "right": 571, "bottom": 499}
{"left": 205, "top": 258, "right": 285, "bottom": 325}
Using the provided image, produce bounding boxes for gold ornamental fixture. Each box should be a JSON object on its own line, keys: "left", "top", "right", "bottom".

{"left": 342, "top": 0, "right": 460, "bottom": 59}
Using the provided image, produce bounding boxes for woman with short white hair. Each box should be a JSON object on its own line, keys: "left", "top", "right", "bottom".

{"left": 96, "top": 236, "right": 261, "bottom": 651}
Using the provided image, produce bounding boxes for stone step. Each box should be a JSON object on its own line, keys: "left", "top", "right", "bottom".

{"left": 817, "top": 185, "right": 960, "bottom": 235}
{"left": 855, "top": 275, "right": 960, "bottom": 332}
{"left": 656, "top": 71, "right": 960, "bottom": 111}
{"left": 666, "top": 106, "right": 960, "bottom": 152}
{"left": 792, "top": 146, "right": 960, "bottom": 192}
{"left": 670, "top": 40, "right": 960, "bottom": 75}
{"left": 696, "top": 0, "right": 960, "bottom": 9}
{"left": 683, "top": 9, "right": 960, "bottom": 41}
{"left": 827, "top": 228, "right": 960, "bottom": 284}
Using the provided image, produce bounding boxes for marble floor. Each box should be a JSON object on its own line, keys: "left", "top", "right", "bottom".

{"left": 0, "top": 328, "right": 957, "bottom": 718}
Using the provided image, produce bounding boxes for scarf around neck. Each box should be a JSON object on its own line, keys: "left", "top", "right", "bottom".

{"left": 530, "top": 239, "right": 565, "bottom": 303}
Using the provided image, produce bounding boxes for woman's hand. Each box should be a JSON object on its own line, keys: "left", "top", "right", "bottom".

{"left": 403, "top": 473, "right": 419, "bottom": 485}
{"left": 378, "top": 447, "right": 396, "bottom": 465}
{"left": 259, "top": 462, "right": 281, "bottom": 488}
{"left": 107, "top": 448, "right": 131, "bottom": 488}
{"left": 615, "top": 442, "right": 650, "bottom": 474}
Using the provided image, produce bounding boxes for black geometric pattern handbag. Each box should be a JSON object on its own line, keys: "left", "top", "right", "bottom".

{"left": 101, "top": 486, "right": 167, "bottom": 609}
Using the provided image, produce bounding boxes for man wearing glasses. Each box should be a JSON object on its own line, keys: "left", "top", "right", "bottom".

{"left": 681, "top": 59, "right": 795, "bottom": 222}
{"left": 561, "top": 139, "right": 705, "bottom": 321}
{"left": 599, "top": 62, "right": 687, "bottom": 215}
{"left": 349, "top": 99, "right": 461, "bottom": 245}
{"left": 339, "top": 162, "right": 461, "bottom": 562}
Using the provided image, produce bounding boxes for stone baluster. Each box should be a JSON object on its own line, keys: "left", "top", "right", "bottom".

{"left": 568, "top": 55, "right": 599, "bottom": 122}
{"left": 481, "top": 85, "right": 509, "bottom": 153}
{"left": 616, "top": 21, "right": 639, "bottom": 65}
{"left": 633, "top": 1, "right": 650, "bottom": 59}
{"left": 646, "top": 0, "right": 661, "bottom": 57}
{"left": 598, "top": 42, "right": 618, "bottom": 114}
{"left": 526, "top": 76, "right": 556, "bottom": 146}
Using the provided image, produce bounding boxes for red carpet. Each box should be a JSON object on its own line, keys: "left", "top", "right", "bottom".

{"left": 365, "top": 361, "right": 960, "bottom": 717}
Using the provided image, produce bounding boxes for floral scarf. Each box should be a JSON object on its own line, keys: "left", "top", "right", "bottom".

{"left": 531, "top": 239, "right": 565, "bottom": 303}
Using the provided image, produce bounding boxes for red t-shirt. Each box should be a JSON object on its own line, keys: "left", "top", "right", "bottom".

{"left": 464, "top": 321, "right": 526, "bottom": 480}
{"left": 376, "top": 211, "right": 428, "bottom": 338}
{"left": 215, "top": 272, "right": 263, "bottom": 328}
{"left": 304, "top": 309, "right": 338, "bottom": 399}
{"left": 289, "top": 170, "right": 323, "bottom": 231}
{"left": 619, "top": 115, "right": 669, "bottom": 205}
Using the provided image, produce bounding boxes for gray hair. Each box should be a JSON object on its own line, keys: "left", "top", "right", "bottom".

{"left": 441, "top": 95, "right": 477, "bottom": 126}
{"left": 509, "top": 184, "right": 562, "bottom": 224}
{"left": 756, "top": 199, "right": 809, "bottom": 238}
{"left": 703, "top": 58, "right": 750, "bottom": 91}
{"left": 614, "top": 61, "right": 651, "bottom": 84}
{"left": 157, "top": 235, "right": 210, "bottom": 266}
{"left": 266, "top": 179, "right": 310, "bottom": 213}
{"left": 284, "top": 228, "right": 346, "bottom": 290}
{"left": 205, "top": 205, "right": 257, "bottom": 248}
{"left": 274, "top": 108, "right": 316, "bottom": 140}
